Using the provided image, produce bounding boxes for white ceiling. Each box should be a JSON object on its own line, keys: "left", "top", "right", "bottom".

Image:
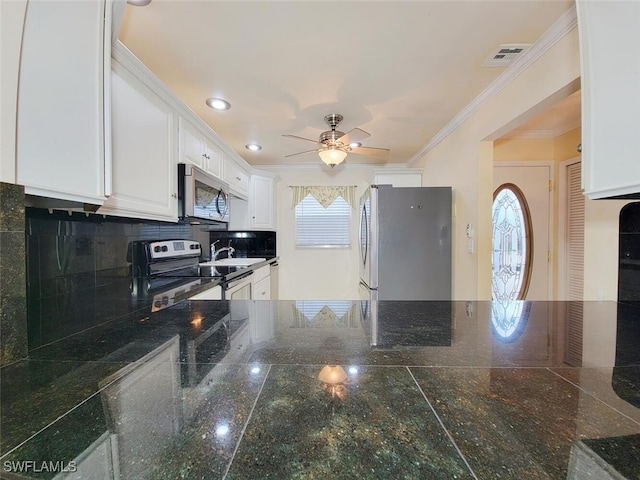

{"left": 118, "top": 0, "right": 577, "bottom": 168}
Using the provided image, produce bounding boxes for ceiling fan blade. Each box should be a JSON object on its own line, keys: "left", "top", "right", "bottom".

{"left": 282, "top": 134, "right": 320, "bottom": 145}
{"left": 337, "top": 128, "right": 370, "bottom": 146}
{"left": 284, "top": 148, "right": 320, "bottom": 158}
{"left": 349, "top": 146, "right": 390, "bottom": 157}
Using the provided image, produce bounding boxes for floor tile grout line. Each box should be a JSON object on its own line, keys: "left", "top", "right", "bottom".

{"left": 223, "top": 363, "right": 272, "bottom": 479}
{"left": 545, "top": 367, "right": 640, "bottom": 427}
{"left": 406, "top": 366, "right": 479, "bottom": 480}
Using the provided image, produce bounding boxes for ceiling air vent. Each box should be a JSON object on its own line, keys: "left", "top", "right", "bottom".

{"left": 483, "top": 44, "right": 531, "bottom": 67}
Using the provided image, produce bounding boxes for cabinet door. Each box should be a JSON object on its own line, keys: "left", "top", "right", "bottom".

{"left": 179, "top": 118, "right": 204, "bottom": 168}
{"left": 578, "top": 0, "right": 640, "bottom": 198}
{"left": 373, "top": 171, "right": 422, "bottom": 187}
{"left": 250, "top": 277, "right": 273, "bottom": 344}
{"left": 253, "top": 276, "right": 271, "bottom": 300}
{"left": 250, "top": 175, "right": 275, "bottom": 230}
{"left": 203, "top": 140, "right": 221, "bottom": 179}
{"left": 17, "top": 0, "right": 110, "bottom": 204}
{"left": 224, "top": 158, "right": 249, "bottom": 198}
{"left": 99, "top": 64, "right": 177, "bottom": 221}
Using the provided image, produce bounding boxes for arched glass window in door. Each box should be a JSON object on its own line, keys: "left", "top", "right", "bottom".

{"left": 492, "top": 184, "right": 533, "bottom": 301}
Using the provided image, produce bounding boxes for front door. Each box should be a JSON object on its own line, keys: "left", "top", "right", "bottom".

{"left": 493, "top": 164, "right": 552, "bottom": 300}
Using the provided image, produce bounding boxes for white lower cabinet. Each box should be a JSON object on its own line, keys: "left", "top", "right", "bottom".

{"left": 250, "top": 265, "right": 273, "bottom": 344}
{"left": 250, "top": 300, "right": 274, "bottom": 344}
{"left": 253, "top": 276, "right": 271, "bottom": 300}
{"left": 98, "top": 61, "right": 178, "bottom": 221}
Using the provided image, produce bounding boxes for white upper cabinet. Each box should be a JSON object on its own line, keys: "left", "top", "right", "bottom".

{"left": 203, "top": 140, "right": 222, "bottom": 179}
{"left": 577, "top": 0, "right": 640, "bottom": 199}
{"left": 98, "top": 52, "right": 178, "bottom": 221}
{"left": 250, "top": 174, "right": 276, "bottom": 230}
{"left": 179, "top": 118, "right": 205, "bottom": 169}
{"left": 17, "top": 0, "right": 113, "bottom": 204}
{"left": 179, "top": 117, "right": 222, "bottom": 178}
{"left": 224, "top": 157, "right": 250, "bottom": 199}
{"left": 372, "top": 169, "right": 422, "bottom": 187}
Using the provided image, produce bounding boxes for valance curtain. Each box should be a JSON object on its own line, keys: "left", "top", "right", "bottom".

{"left": 290, "top": 185, "right": 357, "bottom": 209}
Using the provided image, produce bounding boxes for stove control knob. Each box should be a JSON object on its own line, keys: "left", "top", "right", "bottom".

{"left": 154, "top": 246, "right": 161, "bottom": 253}
{"left": 162, "top": 246, "right": 168, "bottom": 252}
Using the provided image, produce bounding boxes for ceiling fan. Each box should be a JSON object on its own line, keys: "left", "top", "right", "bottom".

{"left": 283, "top": 114, "right": 390, "bottom": 167}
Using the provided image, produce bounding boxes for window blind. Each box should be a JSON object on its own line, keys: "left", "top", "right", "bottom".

{"left": 295, "top": 194, "right": 351, "bottom": 248}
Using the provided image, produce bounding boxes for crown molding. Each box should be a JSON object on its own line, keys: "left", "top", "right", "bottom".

{"left": 407, "top": 5, "right": 578, "bottom": 166}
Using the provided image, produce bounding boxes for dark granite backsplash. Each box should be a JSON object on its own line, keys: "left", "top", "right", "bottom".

{"left": 0, "top": 182, "right": 27, "bottom": 364}
{"left": 25, "top": 207, "right": 214, "bottom": 350}
{"left": 209, "top": 230, "right": 276, "bottom": 259}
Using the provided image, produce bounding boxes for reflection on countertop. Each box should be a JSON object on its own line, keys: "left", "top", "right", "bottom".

{"left": 1, "top": 300, "right": 639, "bottom": 479}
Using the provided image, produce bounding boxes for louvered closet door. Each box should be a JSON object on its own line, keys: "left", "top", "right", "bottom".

{"left": 565, "top": 161, "right": 584, "bottom": 366}
{"left": 567, "top": 161, "right": 585, "bottom": 300}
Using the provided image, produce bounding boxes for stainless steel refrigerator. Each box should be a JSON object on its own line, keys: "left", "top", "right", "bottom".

{"left": 358, "top": 185, "right": 452, "bottom": 301}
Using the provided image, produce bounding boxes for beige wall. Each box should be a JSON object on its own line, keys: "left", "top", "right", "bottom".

{"left": 0, "top": 0, "right": 27, "bottom": 183}
{"left": 494, "top": 137, "right": 555, "bottom": 162}
{"left": 412, "top": 26, "right": 582, "bottom": 300}
{"left": 272, "top": 166, "right": 374, "bottom": 300}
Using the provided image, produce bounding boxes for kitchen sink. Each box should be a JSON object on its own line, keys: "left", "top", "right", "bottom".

{"left": 200, "top": 258, "right": 266, "bottom": 267}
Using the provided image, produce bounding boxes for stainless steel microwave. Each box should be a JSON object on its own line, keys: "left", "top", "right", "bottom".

{"left": 178, "top": 163, "right": 230, "bottom": 224}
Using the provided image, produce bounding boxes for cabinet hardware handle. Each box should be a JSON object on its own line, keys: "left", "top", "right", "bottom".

{"left": 171, "top": 193, "right": 177, "bottom": 198}
{"left": 236, "top": 176, "right": 241, "bottom": 181}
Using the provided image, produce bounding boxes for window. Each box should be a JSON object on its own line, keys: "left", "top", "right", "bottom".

{"left": 295, "top": 194, "right": 351, "bottom": 248}
{"left": 492, "top": 184, "right": 533, "bottom": 301}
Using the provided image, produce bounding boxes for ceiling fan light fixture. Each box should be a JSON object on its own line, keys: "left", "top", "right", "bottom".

{"left": 318, "top": 147, "right": 347, "bottom": 168}
{"left": 205, "top": 97, "right": 231, "bottom": 111}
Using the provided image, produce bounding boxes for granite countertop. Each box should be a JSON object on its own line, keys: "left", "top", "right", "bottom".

{"left": 25, "top": 258, "right": 279, "bottom": 350}
{"left": 1, "top": 299, "right": 639, "bottom": 479}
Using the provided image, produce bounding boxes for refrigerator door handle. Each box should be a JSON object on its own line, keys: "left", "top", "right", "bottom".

{"left": 359, "top": 204, "right": 368, "bottom": 268}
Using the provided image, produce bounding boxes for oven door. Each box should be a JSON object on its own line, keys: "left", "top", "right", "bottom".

{"left": 223, "top": 272, "right": 253, "bottom": 323}
{"left": 223, "top": 272, "right": 253, "bottom": 300}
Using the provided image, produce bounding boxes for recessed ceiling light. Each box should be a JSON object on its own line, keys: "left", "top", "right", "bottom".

{"left": 127, "top": 0, "right": 152, "bottom": 5}
{"left": 349, "top": 142, "right": 362, "bottom": 148}
{"left": 245, "top": 143, "right": 262, "bottom": 151}
{"left": 206, "top": 97, "right": 231, "bottom": 111}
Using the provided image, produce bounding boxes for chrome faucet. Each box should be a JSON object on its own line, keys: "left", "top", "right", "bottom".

{"left": 211, "top": 240, "right": 235, "bottom": 261}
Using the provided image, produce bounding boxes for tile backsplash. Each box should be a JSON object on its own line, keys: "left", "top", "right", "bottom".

{"left": 208, "top": 230, "right": 276, "bottom": 260}
{"left": 25, "top": 208, "right": 212, "bottom": 349}
{"left": 0, "top": 183, "right": 27, "bottom": 364}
